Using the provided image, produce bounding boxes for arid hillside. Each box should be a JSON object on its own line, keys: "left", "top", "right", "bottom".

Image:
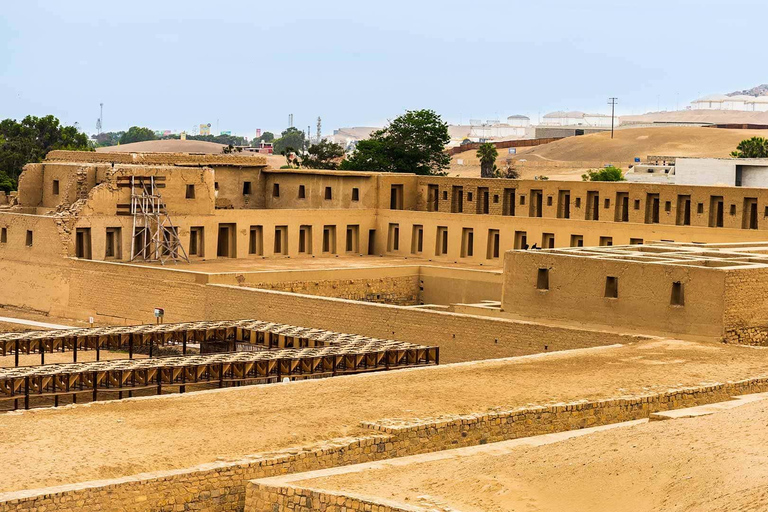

{"left": 448, "top": 126, "right": 768, "bottom": 180}
{"left": 95, "top": 139, "right": 228, "bottom": 154}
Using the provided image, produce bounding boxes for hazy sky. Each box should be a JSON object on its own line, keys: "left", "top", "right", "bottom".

{"left": 1, "top": 0, "right": 766, "bottom": 138}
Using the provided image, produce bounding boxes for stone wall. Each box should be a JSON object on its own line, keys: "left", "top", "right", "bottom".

{"left": 240, "top": 275, "right": 420, "bottom": 305}
{"left": 723, "top": 266, "right": 768, "bottom": 345}
{"left": 245, "top": 483, "right": 418, "bottom": 512}
{"left": 4, "top": 376, "right": 768, "bottom": 512}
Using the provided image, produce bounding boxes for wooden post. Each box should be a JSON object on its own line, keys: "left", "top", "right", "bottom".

{"left": 219, "top": 363, "right": 224, "bottom": 388}
{"left": 96, "top": 339, "right": 100, "bottom": 362}
{"left": 149, "top": 338, "right": 153, "bottom": 358}
{"left": 181, "top": 367, "right": 186, "bottom": 394}
{"left": 435, "top": 347, "right": 440, "bottom": 365}
{"left": 129, "top": 336, "right": 134, "bottom": 360}
{"left": 92, "top": 371, "right": 98, "bottom": 402}
{"left": 40, "top": 341, "right": 45, "bottom": 366}
{"left": 183, "top": 336, "right": 187, "bottom": 356}
{"left": 156, "top": 368, "right": 162, "bottom": 396}
{"left": 73, "top": 338, "right": 78, "bottom": 363}
{"left": 24, "top": 376, "right": 30, "bottom": 410}
{"left": 14, "top": 340, "right": 19, "bottom": 368}
{"left": 119, "top": 370, "right": 123, "bottom": 400}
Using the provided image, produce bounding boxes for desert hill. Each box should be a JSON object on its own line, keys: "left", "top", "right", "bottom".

{"left": 95, "top": 139, "right": 228, "bottom": 154}
{"left": 448, "top": 126, "right": 768, "bottom": 180}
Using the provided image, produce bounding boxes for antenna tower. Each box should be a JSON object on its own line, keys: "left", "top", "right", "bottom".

{"left": 316, "top": 117, "right": 322, "bottom": 142}
{"left": 96, "top": 103, "right": 104, "bottom": 134}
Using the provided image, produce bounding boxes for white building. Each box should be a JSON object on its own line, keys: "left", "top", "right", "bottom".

{"left": 540, "top": 111, "right": 613, "bottom": 127}
{"left": 690, "top": 94, "right": 768, "bottom": 112}
{"left": 675, "top": 158, "right": 768, "bottom": 187}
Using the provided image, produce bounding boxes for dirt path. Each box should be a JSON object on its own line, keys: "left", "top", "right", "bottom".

{"left": 307, "top": 397, "right": 768, "bottom": 511}
{"left": 0, "top": 339, "right": 767, "bottom": 493}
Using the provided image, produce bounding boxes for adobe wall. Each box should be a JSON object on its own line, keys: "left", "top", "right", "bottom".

{"left": 4, "top": 376, "right": 768, "bottom": 512}
{"left": 208, "top": 266, "right": 422, "bottom": 305}
{"left": 45, "top": 150, "right": 268, "bottom": 167}
{"left": 723, "top": 266, "right": 768, "bottom": 344}
{"left": 0, "top": 252, "right": 637, "bottom": 361}
{"left": 202, "top": 284, "right": 643, "bottom": 362}
{"left": 501, "top": 250, "right": 727, "bottom": 338}
{"left": 264, "top": 172, "right": 379, "bottom": 210}
{"left": 418, "top": 265, "right": 502, "bottom": 304}
{"left": 245, "top": 483, "right": 416, "bottom": 512}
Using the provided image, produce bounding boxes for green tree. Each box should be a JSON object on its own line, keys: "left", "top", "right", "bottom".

{"left": 582, "top": 166, "right": 625, "bottom": 182}
{"left": 340, "top": 109, "right": 451, "bottom": 175}
{"left": 476, "top": 142, "right": 498, "bottom": 178}
{"left": 301, "top": 140, "right": 345, "bottom": 169}
{"left": 0, "top": 115, "right": 91, "bottom": 192}
{"left": 92, "top": 131, "right": 125, "bottom": 147}
{"left": 273, "top": 127, "right": 306, "bottom": 155}
{"left": 731, "top": 136, "right": 768, "bottom": 158}
{"left": 251, "top": 131, "right": 275, "bottom": 146}
{"left": 119, "top": 126, "right": 158, "bottom": 145}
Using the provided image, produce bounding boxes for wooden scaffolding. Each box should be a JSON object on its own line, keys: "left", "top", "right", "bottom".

{"left": 117, "top": 175, "right": 189, "bottom": 264}
{"left": 0, "top": 319, "right": 439, "bottom": 410}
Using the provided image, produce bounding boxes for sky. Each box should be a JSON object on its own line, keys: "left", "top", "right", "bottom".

{"left": 1, "top": 0, "right": 767, "bottom": 138}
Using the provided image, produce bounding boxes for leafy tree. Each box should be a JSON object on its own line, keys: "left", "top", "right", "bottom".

{"left": 251, "top": 132, "right": 275, "bottom": 146}
{"left": 340, "top": 109, "right": 451, "bottom": 175}
{"left": 582, "top": 166, "right": 625, "bottom": 182}
{"left": 301, "top": 140, "right": 345, "bottom": 169}
{"left": 0, "top": 115, "right": 91, "bottom": 191}
{"left": 476, "top": 142, "right": 498, "bottom": 178}
{"left": 92, "top": 131, "right": 125, "bottom": 147}
{"left": 119, "top": 126, "right": 158, "bottom": 145}
{"left": 186, "top": 134, "right": 247, "bottom": 146}
{"left": 273, "top": 127, "right": 306, "bottom": 155}
{"left": 281, "top": 146, "right": 299, "bottom": 169}
{"left": 731, "top": 137, "right": 768, "bottom": 158}
{"left": 222, "top": 144, "right": 243, "bottom": 154}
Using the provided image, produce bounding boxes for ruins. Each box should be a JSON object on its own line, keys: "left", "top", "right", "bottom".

{"left": 3, "top": 150, "right": 768, "bottom": 510}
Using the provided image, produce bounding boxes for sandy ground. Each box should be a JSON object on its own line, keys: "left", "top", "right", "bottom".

{"left": 449, "top": 126, "right": 768, "bottom": 180}
{"left": 0, "top": 307, "right": 89, "bottom": 330}
{"left": 305, "top": 398, "right": 768, "bottom": 512}
{"left": 1, "top": 339, "right": 768, "bottom": 493}
{"left": 135, "top": 254, "right": 500, "bottom": 273}
{"left": 0, "top": 350, "right": 146, "bottom": 368}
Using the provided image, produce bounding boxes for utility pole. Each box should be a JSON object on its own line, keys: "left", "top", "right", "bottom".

{"left": 608, "top": 97, "right": 618, "bottom": 139}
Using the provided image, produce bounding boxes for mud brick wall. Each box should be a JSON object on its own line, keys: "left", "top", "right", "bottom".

{"left": 45, "top": 150, "right": 267, "bottom": 167}
{"left": 245, "top": 483, "right": 418, "bottom": 512}
{"left": 203, "top": 284, "right": 646, "bottom": 363}
{"left": 723, "top": 267, "right": 768, "bottom": 345}
{"left": 241, "top": 275, "right": 420, "bottom": 305}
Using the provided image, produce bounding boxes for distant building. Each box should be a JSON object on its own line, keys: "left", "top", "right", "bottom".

{"left": 691, "top": 94, "right": 768, "bottom": 112}
{"left": 540, "top": 111, "right": 613, "bottom": 128}
{"left": 627, "top": 157, "right": 768, "bottom": 188}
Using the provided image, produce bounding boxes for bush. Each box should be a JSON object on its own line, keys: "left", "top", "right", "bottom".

{"left": 582, "top": 166, "right": 625, "bottom": 181}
